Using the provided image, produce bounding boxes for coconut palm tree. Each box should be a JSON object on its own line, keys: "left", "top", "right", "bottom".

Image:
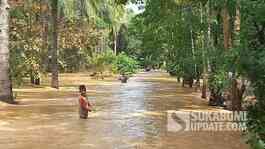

{"left": 49, "top": 0, "right": 105, "bottom": 89}
{"left": 0, "top": 0, "right": 14, "bottom": 103}
{"left": 102, "top": 0, "right": 126, "bottom": 55}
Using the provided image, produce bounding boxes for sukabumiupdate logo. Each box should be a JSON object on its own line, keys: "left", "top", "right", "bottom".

{"left": 167, "top": 110, "right": 247, "bottom": 132}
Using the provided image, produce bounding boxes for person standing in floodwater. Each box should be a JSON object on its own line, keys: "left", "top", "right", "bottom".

{"left": 78, "top": 85, "right": 92, "bottom": 119}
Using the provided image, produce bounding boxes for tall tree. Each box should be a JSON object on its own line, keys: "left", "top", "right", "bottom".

{"left": 50, "top": 0, "right": 59, "bottom": 89}
{"left": 0, "top": 0, "right": 14, "bottom": 103}
{"left": 231, "top": 0, "right": 245, "bottom": 111}
{"left": 106, "top": 1, "right": 126, "bottom": 55}
{"left": 201, "top": 1, "right": 208, "bottom": 99}
{"left": 222, "top": 0, "right": 231, "bottom": 50}
{"left": 48, "top": 0, "right": 113, "bottom": 88}
{"left": 40, "top": 0, "right": 49, "bottom": 72}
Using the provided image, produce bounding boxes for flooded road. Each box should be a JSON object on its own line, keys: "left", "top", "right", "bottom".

{"left": 0, "top": 71, "right": 249, "bottom": 149}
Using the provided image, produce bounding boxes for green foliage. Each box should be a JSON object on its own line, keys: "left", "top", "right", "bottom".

{"left": 128, "top": 0, "right": 207, "bottom": 76}
{"left": 7, "top": 0, "right": 126, "bottom": 83}
{"left": 208, "top": 70, "right": 229, "bottom": 94}
{"left": 10, "top": 48, "right": 27, "bottom": 86}
{"left": 166, "top": 62, "right": 181, "bottom": 77}
{"left": 9, "top": 3, "right": 43, "bottom": 86}
{"left": 247, "top": 103, "right": 265, "bottom": 149}
{"left": 116, "top": 52, "right": 139, "bottom": 75}
{"left": 59, "top": 48, "right": 87, "bottom": 72}
{"left": 88, "top": 50, "right": 138, "bottom": 75}
{"left": 240, "top": 0, "right": 265, "bottom": 148}
{"left": 7, "top": 1, "right": 265, "bottom": 148}
{"left": 90, "top": 50, "right": 117, "bottom": 73}
{"left": 127, "top": 1, "right": 264, "bottom": 148}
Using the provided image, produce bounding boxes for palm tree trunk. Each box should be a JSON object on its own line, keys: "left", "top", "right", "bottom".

{"left": 234, "top": 0, "right": 240, "bottom": 46}
{"left": 41, "top": 0, "right": 49, "bottom": 72}
{"left": 203, "top": 1, "right": 213, "bottom": 98}
{"left": 113, "top": 29, "right": 117, "bottom": 55}
{"left": 51, "top": 0, "right": 59, "bottom": 89}
{"left": 222, "top": 0, "right": 231, "bottom": 50}
{"left": 0, "top": 0, "right": 14, "bottom": 103}
{"left": 231, "top": 0, "right": 243, "bottom": 111}
{"left": 200, "top": 2, "right": 208, "bottom": 99}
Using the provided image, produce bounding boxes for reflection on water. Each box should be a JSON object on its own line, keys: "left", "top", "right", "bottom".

{"left": 0, "top": 71, "right": 248, "bottom": 149}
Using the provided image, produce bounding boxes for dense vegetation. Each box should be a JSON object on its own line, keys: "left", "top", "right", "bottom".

{"left": 5, "top": 0, "right": 136, "bottom": 88}
{"left": 0, "top": 0, "right": 264, "bottom": 148}
{"left": 124, "top": 0, "right": 265, "bottom": 148}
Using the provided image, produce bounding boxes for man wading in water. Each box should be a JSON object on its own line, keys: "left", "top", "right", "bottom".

{"left": 78, "top": 85, "right": 92, "bottom": 119}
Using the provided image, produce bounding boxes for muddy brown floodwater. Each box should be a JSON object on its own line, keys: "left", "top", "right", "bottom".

{"left": 0, "top": 71, "right": 249, "bottom": 149}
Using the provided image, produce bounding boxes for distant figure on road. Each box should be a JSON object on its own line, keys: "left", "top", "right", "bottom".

{"left": 118, "top": 74, "right": 129, "bottom": 83}
{"left": 78, "top": 85, "right": 92, "bottom": 119}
